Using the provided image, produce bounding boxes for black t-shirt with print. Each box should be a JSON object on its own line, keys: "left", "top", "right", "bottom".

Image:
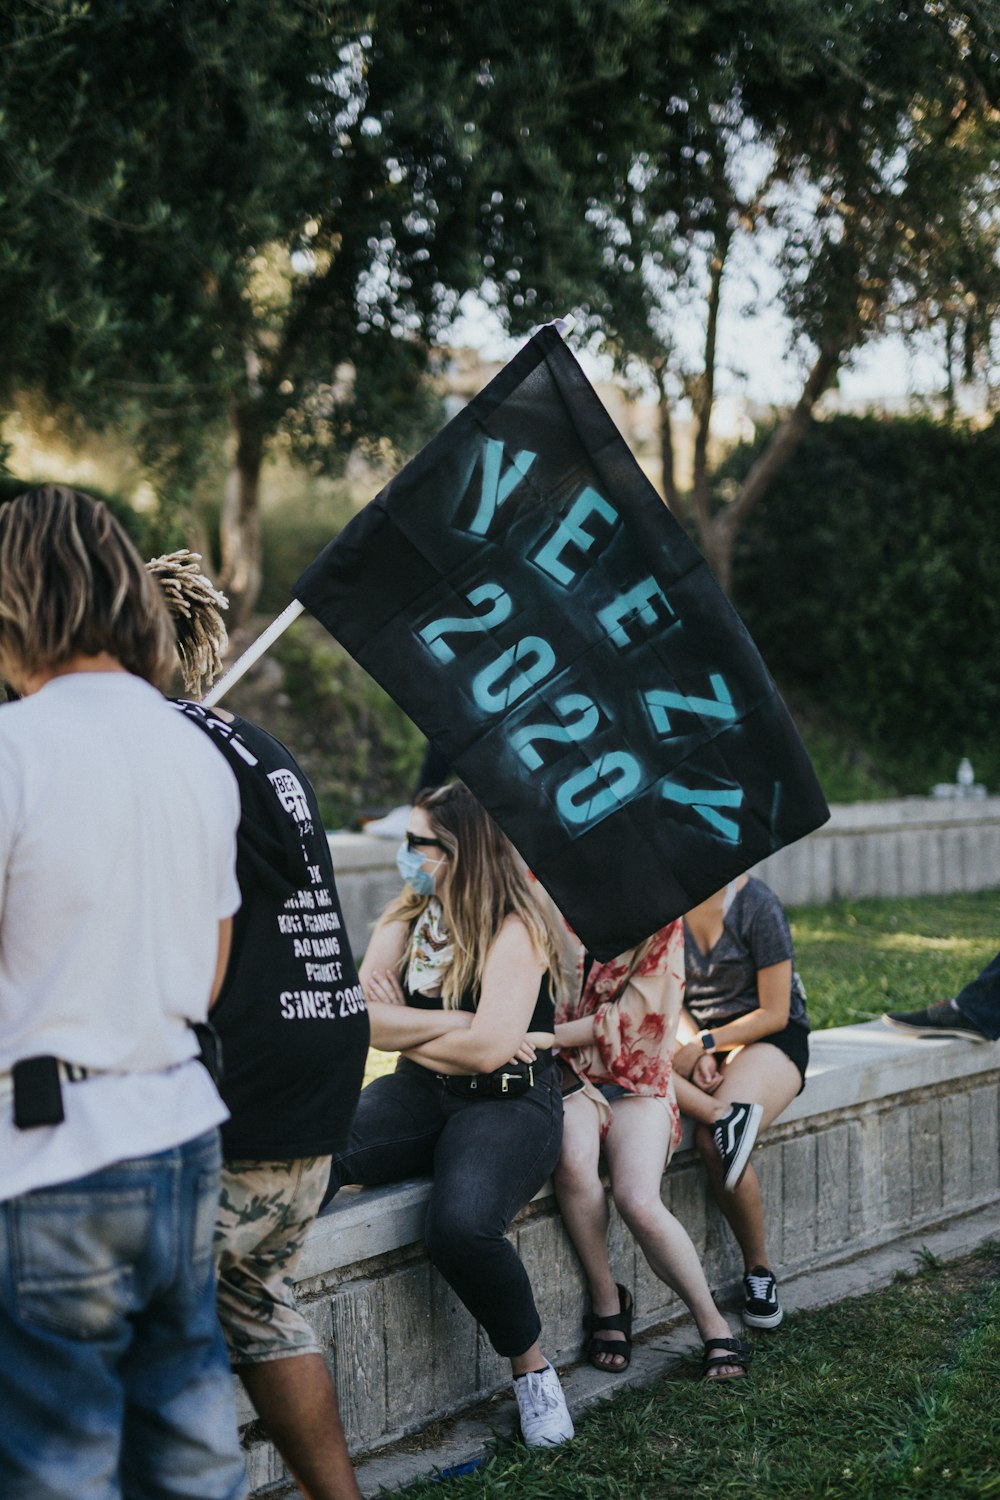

{"left": 174, "top": 703, "right": 369, "bottom": 1157}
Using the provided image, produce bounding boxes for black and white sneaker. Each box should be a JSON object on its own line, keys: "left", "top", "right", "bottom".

{"left": 742, "top": 1265, "right": 783, "bottom": 1329}
{"left": 713, "top": 1101, "right": 763, "bottom": 1192}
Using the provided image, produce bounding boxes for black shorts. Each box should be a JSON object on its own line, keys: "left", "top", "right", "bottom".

{"left": 724, "top": 1022, "right": 809, "bottom": 1094}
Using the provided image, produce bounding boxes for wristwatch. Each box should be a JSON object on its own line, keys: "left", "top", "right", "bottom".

{"left": 699, "top": 1031, "right": 717, "bottom": 1052}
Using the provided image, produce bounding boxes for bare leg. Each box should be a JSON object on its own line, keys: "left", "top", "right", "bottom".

{"left": 510, "top": 1341, "right": 554, "bottom": 1376}
{"left": 602, "top": 1097, "right": 741, "bottom": 1374}
{"left": 238, "top": 1353, "right": 362, "bottom": 1500}
{"left": 673, "top": 1073, "right": 729, "bottom": 1126}
{"left": 552, "top": 1093, "right": 626, "bottom": 1369}
{"left": 695, "top": 1043, "right": 799, "bottom": 1271}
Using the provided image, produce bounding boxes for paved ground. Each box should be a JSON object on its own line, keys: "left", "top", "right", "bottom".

{"left": 347, "top": 1201, "right": 999, "bottom": 1497}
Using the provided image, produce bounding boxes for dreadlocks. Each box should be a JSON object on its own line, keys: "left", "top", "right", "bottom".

{"left": 145, "top": 550, "right": 228, "bottom": 697}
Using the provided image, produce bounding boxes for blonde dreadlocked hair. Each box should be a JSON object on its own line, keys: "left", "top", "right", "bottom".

{"left": 145, "top": 550, "right": 228, "bottom": 696}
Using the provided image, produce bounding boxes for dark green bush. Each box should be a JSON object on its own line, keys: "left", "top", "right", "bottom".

{"left": 730, "top": 414, "right": 1000, "bottom": 792}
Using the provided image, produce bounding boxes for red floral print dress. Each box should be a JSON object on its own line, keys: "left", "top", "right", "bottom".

{"left": 555, "top": 921, "right": 684, "bottom": 1148}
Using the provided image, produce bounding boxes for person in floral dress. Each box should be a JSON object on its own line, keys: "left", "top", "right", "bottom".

{"left": 553, "top": 925, "right": 753, "bottom": 1380}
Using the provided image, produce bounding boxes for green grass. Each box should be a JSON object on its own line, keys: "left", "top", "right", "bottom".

{"left": 394, "top": 1246, "right": 1000, "bottom": 1499}
{"left": 788, "top": 890, "right": 998, "bottom": 1032}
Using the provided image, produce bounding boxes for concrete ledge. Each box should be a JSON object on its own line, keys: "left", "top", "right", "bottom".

{"left": 239, "top": 1023, "right": 1000, "bottom": 1495}
{"left": 753, "top": 795, "right": 1000, "bottom": 907}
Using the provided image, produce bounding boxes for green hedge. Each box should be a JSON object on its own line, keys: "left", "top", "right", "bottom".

{"left": 729, "top": 414, "right": 1000, "bottom": 792}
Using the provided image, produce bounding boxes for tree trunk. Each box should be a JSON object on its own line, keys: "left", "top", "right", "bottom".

{"left": 220, "top": 402, "right": 265, "bottom": 625}
{"left": 654, "top": 361, "right": 682, "bottom": 517}
{"left": 696, "top": 342, "right": 842, "bottom": 595}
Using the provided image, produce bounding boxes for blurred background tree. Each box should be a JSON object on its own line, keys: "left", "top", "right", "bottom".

{"left": 2, "top": 1, "right": 999, "bottom": 814}
{"left": 0, "top": 0, "right": 665, "bottom": 619}
{"left": 486, "top": 0, "right": 1000, "bottom": 591}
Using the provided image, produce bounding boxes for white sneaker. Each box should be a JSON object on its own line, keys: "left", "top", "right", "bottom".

{"left": 513, "top": 1364, "right": 574, "bottom": 1447}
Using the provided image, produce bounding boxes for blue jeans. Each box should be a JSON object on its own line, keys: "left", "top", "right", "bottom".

{"left": 955, "top": 950, "right": 1000, "bottom": 1039}
{"left": 324, "top": 1059, "right": 563, "bottom": 1357}
{"left": 0, "top": 1130, "right": 247, "bottom": 1500}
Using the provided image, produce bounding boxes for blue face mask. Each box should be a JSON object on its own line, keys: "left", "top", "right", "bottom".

{"left": 396, "top": 842, "right": 442, "bottom": 897}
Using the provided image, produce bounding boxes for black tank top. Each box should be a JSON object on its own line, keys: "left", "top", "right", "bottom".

{"left": 405, "top": 971, "right": 555, "bottom": 1033}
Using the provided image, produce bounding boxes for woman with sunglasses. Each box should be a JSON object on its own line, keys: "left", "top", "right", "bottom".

{"left": 322, "top": 783, "right": 574, "bottom": 1447}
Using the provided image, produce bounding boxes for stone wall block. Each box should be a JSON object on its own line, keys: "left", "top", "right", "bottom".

{"left": 781, "top": 1133, "right": 818, "bottom": 1263}
{"left": 848, "top": 1107, "right": 881, "bottom": 1239}
{"left": 897, "top": 830, "right": 926, "bottom": 898}
{"left": 547, "top": 1218, "right": 589, "bottom": 1362}
{"left": 922, "top": 830, "right": 944, "bottom": 894}
{"left": 298, "top": 1295, "right": 333, "bottom": 1353}
{"left": 815, "top": 1122, "right": 850, "bottom": 1251}
{"left": 910, "top": 1098, "right": 943, "bottom": 1219}
{"left": 879, "top": 1102, "right": 913, "bottom": 1230}
{"left": 243, "top": 1437, "right": 290, "bottom": 1495}
{"left": 940, "top": 1090, "right": 973, "bottom": 1206}
{"left": 430, "top": 1269, "right": 479, "bottom": 1411}
{"left": 756, "top": 1139, "right": 784, "bottom": 1271}
{"left": 330, "top": 1280, "right": 387, "bottom": 1448}
{"left": 940, "top": 830, "right": 964, "bottom": 895}
{"left": 382, "top": 1263, "right": 435, "bottom": 1431}
{"left": 665, "top": 1157, "right": 708, "bottom": 1259}
{"left": 968, "top": 1081, "right": 1000, "bottom": 1194}
{"left": 874, "top": 835, "right": 902, "bottom": 900}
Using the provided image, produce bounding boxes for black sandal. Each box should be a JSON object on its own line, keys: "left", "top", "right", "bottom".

{"left": 702, "top": 1336, "right": 753, "bottom": 1381}
{"left": 584, "top": 1283, "right": 633, "bottom": 1372}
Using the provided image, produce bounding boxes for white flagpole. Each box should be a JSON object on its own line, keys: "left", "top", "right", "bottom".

{"left": 201, "top": 598, "right": 306, "bottom": 707}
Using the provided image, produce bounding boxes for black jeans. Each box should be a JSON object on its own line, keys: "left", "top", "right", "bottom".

{"left": 324, "top": 1058, "right": 563, "bottom": 1357}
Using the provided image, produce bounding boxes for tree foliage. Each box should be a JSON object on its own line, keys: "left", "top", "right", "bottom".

{"left": 730, "top": 412, "right": 1000, "bottom": 789}
{"left": 0, "top": 0, "right": 662, "bottom": 616}
{"left": 491, "top": 0, "right": 1000, "bottom": 590}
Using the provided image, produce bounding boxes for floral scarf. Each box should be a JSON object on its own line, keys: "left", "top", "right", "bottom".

{"left": 405, "top": 898, "right": 454, "bottom": 996}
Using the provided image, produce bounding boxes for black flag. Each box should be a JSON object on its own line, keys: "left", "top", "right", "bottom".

{"left": 293, "top": 327, "right": 828, "bottom": 959}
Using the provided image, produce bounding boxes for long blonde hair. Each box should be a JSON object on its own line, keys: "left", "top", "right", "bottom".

{"left": 0, "top": 486, "right": 176, "bottom": 688}
{"left": 381, "top": 783, "right": 565, "bottom": 1009}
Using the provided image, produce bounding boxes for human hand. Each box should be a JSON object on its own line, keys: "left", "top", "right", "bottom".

{"left": 509, "top": 1038, "right": 538, "bottom": 1064}
{"left": 692, "top": 1053, "right": 723, "bottom": 1092}
{"left": 365, "top": 969, "right": 407, "bottom": 1006}
{"left": 673, "top": 1039, "right": 703, "bottom": 1081}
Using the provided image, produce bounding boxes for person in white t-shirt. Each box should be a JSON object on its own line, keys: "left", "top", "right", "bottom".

{"left": 0, "top": 486, "right": 248, "bottom": 1500}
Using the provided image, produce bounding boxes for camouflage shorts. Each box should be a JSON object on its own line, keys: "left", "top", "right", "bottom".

{"left": 214, "top": 1156, "right": 331, "bottom": 1365}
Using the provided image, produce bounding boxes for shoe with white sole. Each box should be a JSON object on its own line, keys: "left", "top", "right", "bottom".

{"left": 882, "top": 998, "right": 992, "bottom": 1043}
{"left": 742, "top": 1265, "right": 783, "bottom": 1329}
{"left": 713, "top": 1101, "right": 764, "bottom": 1192}
{"left": 513, "top": 1364, "right": 574, "bottom": 1447}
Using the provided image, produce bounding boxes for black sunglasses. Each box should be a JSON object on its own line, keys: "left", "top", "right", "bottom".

{"left": 406, "top": 833, "right": 446, "bottom": 852}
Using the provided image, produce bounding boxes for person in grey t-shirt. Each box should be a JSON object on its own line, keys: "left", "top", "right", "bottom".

{"left": 671, "top": 875, "right": 810, "bottom": 1332}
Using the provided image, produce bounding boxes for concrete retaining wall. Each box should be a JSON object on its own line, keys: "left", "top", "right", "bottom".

{"left": 329, "top": 796, "right": 1000, "bottom": 965}
{"left": 239, "top": 1024, "right": 1000, "bottom": 1495}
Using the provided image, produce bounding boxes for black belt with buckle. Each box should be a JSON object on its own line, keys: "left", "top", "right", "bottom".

{"left": 440, "top": 1051, "right": 552, "bottom": 1101}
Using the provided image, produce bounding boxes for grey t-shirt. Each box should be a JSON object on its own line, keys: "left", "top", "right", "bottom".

{"left": 683, "top": 878, "right": 809, "bottom": 1033}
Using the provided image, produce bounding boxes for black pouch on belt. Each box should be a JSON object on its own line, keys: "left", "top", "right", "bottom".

{"left": 12, "top": 1056, "right": 65, "bottom": 1129}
